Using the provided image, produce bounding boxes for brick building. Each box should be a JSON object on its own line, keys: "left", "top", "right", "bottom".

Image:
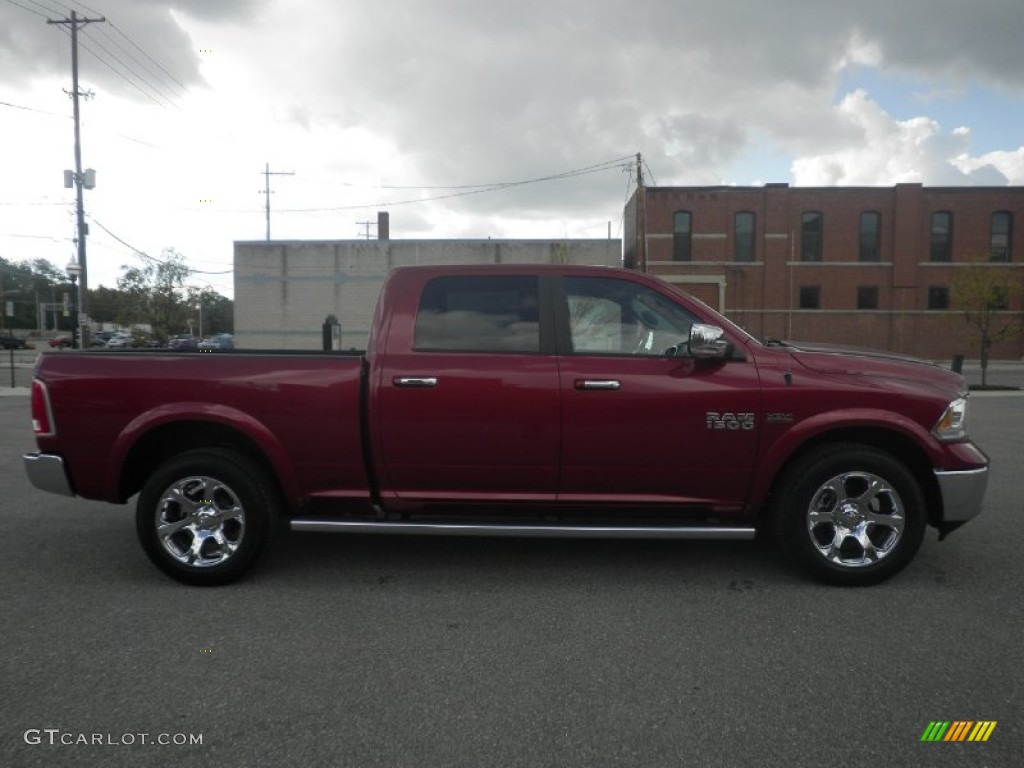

{"left": 624, "top": 184, "right": 1024, "bottom": 360}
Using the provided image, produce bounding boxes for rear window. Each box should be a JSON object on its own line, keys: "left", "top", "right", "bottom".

{"left": 414, "top": 275, "right": 540, "bottom": 353}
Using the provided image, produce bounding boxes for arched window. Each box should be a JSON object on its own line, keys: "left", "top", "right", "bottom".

{"left": 673, "top": 211, "right": 692, "bottom": 261}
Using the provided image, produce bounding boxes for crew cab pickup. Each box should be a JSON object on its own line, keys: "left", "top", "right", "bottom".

{"left": 23, "top": 265, "right": 989, "bottom": 586}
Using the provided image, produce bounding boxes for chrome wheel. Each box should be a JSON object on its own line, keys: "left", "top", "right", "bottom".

{"left": 155, "top": 475, "right": 246, "bottom": 568}
{"left": 805, "top": 471, "right": 905, "bottom": 568}
{"left": 773, "top": 443, "right": 926, "bottom": 586}
{"left": 138, "top": 449, "right": 278, "bottom": 585}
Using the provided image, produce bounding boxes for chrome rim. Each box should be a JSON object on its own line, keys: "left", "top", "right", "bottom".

{"left": 805, "top": 471, "right": 904, "bottom": 568}
{"left": 155, "top": 475, "right": 245, "bottom": 568}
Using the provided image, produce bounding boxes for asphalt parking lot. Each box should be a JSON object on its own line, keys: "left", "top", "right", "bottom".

{"left": 1, "top": 381, "right": 1022, "bottom": 767}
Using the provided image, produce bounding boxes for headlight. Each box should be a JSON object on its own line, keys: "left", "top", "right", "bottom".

{"left": 932, "top": 397, "right": 968, "bottom": 442}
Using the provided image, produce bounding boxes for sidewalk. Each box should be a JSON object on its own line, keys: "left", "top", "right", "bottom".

{"left": 953, "top": 360, "right": 1024, "bottom": 390}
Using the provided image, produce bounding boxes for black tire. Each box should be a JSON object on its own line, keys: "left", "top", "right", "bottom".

{"left": 771, "top": 443, "right": 927, "bottom": 586}
{"left": 136, "top": 448, "right": 279, "bottom": 586}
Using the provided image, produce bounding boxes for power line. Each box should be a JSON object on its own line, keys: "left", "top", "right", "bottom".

{"left": 3, "top": 0, "right": 48, "bottom": 19}
{"left": 352, "top": 155, "right": 636, "bottom": 191}
{"left": 105, "top": 20, "right": 189, "bottom": 96}
{"left": 65, "top": 1, "right": 189, "bottom": 97}
{"left": 61, "top": 28, "right": 168, "bottom": 109}
{"left": 275, "top": 156, "right": 636, "bottom": 213}
{"left": 0, "top": 99, "right": 68, "bottom": 118}
{"left": 0, "top": 233, "right": 75, "bottom": 242}
{"left": 80, "top": 27, "right": 181, "bottom": 109}
{"left": 89, "top": 217, "right": 233, "bottom": 275}
{"left": 24, "top": 0, "right": 63, "bottom": 14}
{"left": 90, "top": 25, "right": 188, "bottom": 102}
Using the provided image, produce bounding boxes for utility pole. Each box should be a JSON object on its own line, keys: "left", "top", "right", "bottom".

{"left": 48, "top": 10, "right": 104, "bottom": 349}
{"left": 261, "top": 163, "right": 295, "bottom": 240}
{"left": 635, "top": 152, "right": 647, "bottom": 273}
{"left": 356, "top": 220, "right": 376, "bottom": 239}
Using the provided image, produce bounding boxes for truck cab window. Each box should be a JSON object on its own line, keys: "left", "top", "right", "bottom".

{"left": 562, "top": 277, "right": 696, "bottom": 356}
{"left": 414, "top": 275, "right": 541, "bottom": 353}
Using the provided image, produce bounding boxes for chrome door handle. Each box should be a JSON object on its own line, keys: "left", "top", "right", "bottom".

{"left": 576, "top": 380, "right": 621, "bottom": 391}
{"left": 394, "top": 377, "right": 438, "bottom": 388}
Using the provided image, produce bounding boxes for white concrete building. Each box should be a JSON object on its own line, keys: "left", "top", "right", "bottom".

{"left": 234, "top": 236, "right": 622, "bottom": 350}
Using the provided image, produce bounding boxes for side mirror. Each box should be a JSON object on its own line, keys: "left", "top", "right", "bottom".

{"left": 689, "top": 324, "right": 729, "bottom": 359}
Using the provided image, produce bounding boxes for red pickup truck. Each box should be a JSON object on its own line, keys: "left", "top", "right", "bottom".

{"left": 23, "top": 264, "right": 988, "bottom": 586}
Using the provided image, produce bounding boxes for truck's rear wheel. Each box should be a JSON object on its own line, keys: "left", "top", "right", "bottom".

{"left": 772, "top": 443, "right": 926, "bottom": 586}
{"left": 136, "top": 448, "right": 277, "bottom": 586}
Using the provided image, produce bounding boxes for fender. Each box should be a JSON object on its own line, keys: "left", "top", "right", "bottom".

{"left": 748, "top": 407, "right": 941, "bottom": 511}
{"left": 108, "top": 401, "right": 300, "bottom": 505}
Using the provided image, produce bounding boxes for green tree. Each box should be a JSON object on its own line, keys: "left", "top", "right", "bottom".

{"left": 186, "top": 287, "right": 234, "bottom": 336}
{"left": 950, "top": 258, "right": 1023, "bottom": 387}
{"left": 1, "top": 257, "right": 74, "bottom": 333}
{"left": 117, "top": 249, "right": 193, "bottom": 343}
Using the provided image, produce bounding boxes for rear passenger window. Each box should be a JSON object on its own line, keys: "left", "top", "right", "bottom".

{"left": 414, "top": 276, "right": 541, "bottom": 353}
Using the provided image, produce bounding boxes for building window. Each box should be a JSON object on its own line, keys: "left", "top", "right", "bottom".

{"left": 930, "top": 211, "right": 953, "bottom": 262}
{"left": 991, "top": 211, "right": 1013, "bottom": 262}
{"left": 799, "top": 285, "right": 821, "bottom": 309}
{"left": 859, "top": 212, "right": 881, "bottom": 262}
{"left": 928, "top": 286, "right": 950, "bottom": 310}
{"left": 734, "top": 211, "right": 755, "bottom": 262}
{"left": 801, "top": 212, "right": 823, "bottom": 262}
{"left": 673, "top": 211, "right": 692, "bottom": 261}
{"left": 857, "top": 286, "right": 879, "bottom": 310}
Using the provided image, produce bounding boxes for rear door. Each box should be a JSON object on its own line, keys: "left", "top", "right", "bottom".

{"left": 555, "top": 275, "right": 761, "bottom": 511}
{"left": 376, "top": 273, "right": 560, "bottom": 503}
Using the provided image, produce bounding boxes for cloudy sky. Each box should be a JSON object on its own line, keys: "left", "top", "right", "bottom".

{"left": 2, "top": 0, "right": 1024, "bottom": 296}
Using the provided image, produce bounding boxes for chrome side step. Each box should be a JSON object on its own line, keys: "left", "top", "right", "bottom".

{"left": 289, "top": 519, "right": 756, "bottom": 540}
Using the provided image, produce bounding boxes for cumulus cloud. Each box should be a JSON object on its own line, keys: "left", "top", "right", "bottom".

{"left": 791, "top": 90, "right": 1010, "bottom": 185}
{"left": 954, "top": 148, "right": 1024, "bottom": 185}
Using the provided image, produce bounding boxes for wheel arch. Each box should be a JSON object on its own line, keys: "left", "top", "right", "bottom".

{"left": 118, "top": 420, "right": 292, "bottom": 512}
{"left": 757, "top": 427, "right": 942, "bottom": 530}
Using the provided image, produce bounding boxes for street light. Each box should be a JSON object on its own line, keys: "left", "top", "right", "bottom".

{"left": 66, "top": 258, "right": 81, "bottom": 349}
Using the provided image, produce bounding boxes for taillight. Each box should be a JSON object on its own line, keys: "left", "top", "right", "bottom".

{"left": 31, "top": 379, "right": 56, "bottom": 436}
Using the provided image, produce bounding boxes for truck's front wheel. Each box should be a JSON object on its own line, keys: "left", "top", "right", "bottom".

{"left": 773, "top": 443, "right": 927, "bottom": 586}
{"left": 136, "top": 449, "right": 278, "bottom": 586}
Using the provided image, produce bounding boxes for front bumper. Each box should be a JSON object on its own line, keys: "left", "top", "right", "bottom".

{"left": 934, "top": 465, "right": 988, "bottom": 538}
{"left": 23, "top": 452, "right": 75, "bottom": 497}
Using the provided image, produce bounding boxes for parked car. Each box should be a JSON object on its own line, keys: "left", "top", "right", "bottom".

{"left": 1, "top": 333, "right": 30, "bottom": 349}
{"left": 91, "top": 331, "right": 114, "bottom": 347}
{"left": 47, "top": 336, "right": 73, "bottom": 348}
{"left": 105, "top": 333, "right": 133, "bottom": 349}
{"left": 197, "top": 333, "right": 234, "bottom": 351}
{"left": 168, "top": 334, "right": 199, "bottom": 351}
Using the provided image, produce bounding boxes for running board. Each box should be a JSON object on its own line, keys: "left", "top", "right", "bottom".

{"left": 289, "top": 519, "right": 756, "bottom": 540}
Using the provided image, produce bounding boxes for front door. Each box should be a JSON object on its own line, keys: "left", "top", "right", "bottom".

{"left": 556, "top": 275, "right": 761, "bottom": 512}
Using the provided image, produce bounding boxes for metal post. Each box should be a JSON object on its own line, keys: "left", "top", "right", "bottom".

{"left": 48, "top": 10, "right": 104, "bottom": 348}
